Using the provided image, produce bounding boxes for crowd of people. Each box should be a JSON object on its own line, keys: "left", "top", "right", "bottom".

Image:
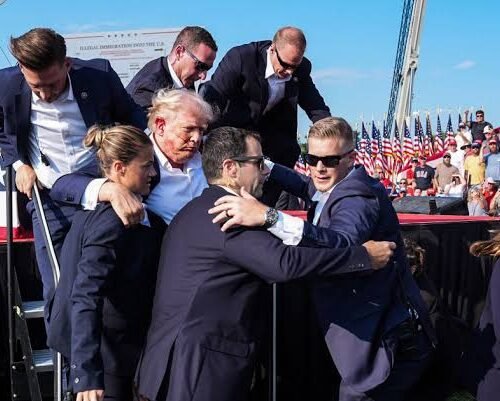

{"left": 0, "top": 25, "right": 497, "bottom": 401}
{"left": 372, "top": 113, "right": 499, "bottom": 216}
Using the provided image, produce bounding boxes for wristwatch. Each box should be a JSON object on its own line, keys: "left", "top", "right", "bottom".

{"left": 263, "top": 207, "right": 279, "bottom": 228}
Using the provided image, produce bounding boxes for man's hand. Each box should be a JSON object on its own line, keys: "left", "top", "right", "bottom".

{"left": 76, "top": 389, "right": 104, "bottom": 401}
{"left": 15, "top": 164, "right": 38, "bottom": 199}
{"left": 208, "top": 188, "right": 268, "bottom": 232}
{"left": 362, "top": 240, "right": 396, "bottom": 269}
{"left": 98, "top": 181, "right": 144, "bottom": 227}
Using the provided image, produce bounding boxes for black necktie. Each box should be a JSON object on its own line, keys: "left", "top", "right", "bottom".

{"left": 307, "top": 201, "right": 319, "bottom": 223}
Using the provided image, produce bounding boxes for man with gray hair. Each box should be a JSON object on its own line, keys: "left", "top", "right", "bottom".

{"left": 200, "top": 26, "right": 330, "bottom": 205}
{"left": 144, "top": 88, "right": 214, "bottom": 223}
{"left": 127, "top": 26, "right": 218, "bottom": 110}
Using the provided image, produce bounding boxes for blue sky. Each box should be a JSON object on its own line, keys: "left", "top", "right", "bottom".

{"left": 1, "top": 0, "right": 498, "bottom": 139}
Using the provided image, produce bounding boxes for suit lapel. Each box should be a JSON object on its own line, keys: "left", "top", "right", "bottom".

{"left": 257, "top": 46, "right": 270, "bottom": 115}
{"left": 70, "top": 69, "right": 97, "bottom": 128}
{"left": 307, "top": 201, "right": 318, "bottom": 223}
{"left": 15, "top": 81, "right": 32, "bottom": 161}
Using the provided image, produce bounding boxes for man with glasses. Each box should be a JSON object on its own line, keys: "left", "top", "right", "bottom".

{"left": 127, "top": 26, "right": 217, "bottom": 110}
{"left": 465, "top": 109, "right": 493, "bottom": 141}
{"left": 434, "top": 153, "right": 459, "bottom": 194}
{"left": 200, "top": 26, "right": 330, "bottom": 205}
{"left": 135, "top": 125, "right": 395, "bottom": 401}
{"left": 209, "top": 117, "right": 435, "bottom": 401}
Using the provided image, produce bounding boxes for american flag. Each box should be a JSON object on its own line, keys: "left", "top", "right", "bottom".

{"left": 294, "top": 154, "right": 309, "bottom": 176}
{"left": 392, "top": 122, "right": 403, "bottom": 177}
{"left": 445, "top": 114, "right": 454, "bottom": 147}
{"left": 425, "top": 114, "right": 434, "bottom": 156}
{"left": 361, "top": 122, "right": 374, "bottom": 176}
{"left": 402, "top": 120, "right": 414, "bottom": 160}
{"left": 413, "top": 117, "right": 423, "bottom": 157}
{"left": 393, "top": 122, "right": 403, "bottom": 163}
{"left": 435, "top": 114, "right": 444, "bottom": 153}
{"left": 370, "top": 121, "right": 379, "bottom": 157}
{"left": 372, "top": 122, "right": 385, "bottom": 171}
{"left": 382, "top": 120, "right": 393, "bottom": 175}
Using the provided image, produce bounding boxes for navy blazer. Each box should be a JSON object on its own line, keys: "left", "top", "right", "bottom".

{"left": 200, "top": 41, "right": 330, "bottom": 167}
{"left": 0, "top": 58, "right": 147, "bottom": 204}
{"left": 270, "top": 164, "right": 436, "bottom": 392}
{"left": 135, "top": 185, "right": 372, "bottom": 401}
{"left": 126, "top": 56, "right": 175, "bottom": 111}
{"left": 47, "top": 203, "right": 165, "bottom": 393}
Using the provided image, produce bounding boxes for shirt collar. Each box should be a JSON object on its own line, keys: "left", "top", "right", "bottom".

{"left": 217, "top": 185, "right": 240, "bottom": 196}
{"left": 32, "top": 73, "right": 74, "bottom": 103}
{"left": 166, "top": 57, "right": 184, "bottom": 89}
{"left": 265, "top": 47, "right": 292, "bottom": 82}
{"left": 152, "top": 133, "right": 202, "bottom": 171}
{"left": 311, "top": 167, "right": 355, "bottom": 201}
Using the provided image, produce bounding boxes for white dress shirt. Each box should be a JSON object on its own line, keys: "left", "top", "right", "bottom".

{"left": 263, "top": 48, "right": 291, "bottom": 114}
{"left": 145, "top": 136, "right": 207, "bottom": 224}
{"left": 27, "top": 78, "right": 93, "bottom": 188}
{"left": 13, "top": 76, "right": 104, "bottom": 208}
{"left": 167, "top": 57, "right": 184, "bottom": 89}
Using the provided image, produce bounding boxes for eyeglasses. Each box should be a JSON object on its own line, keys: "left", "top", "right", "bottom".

{"left": 476, "top": 114, "right": 484, "bottom": 118}
{"left": 443, "top": 155, "right": 451, "bottom": 159}
{"left": 304, "top": 149, "right": 354, "bottom": 168}
{"left": 184, "top": 48, "right": 211, "bottom": 72}
{"left": 232, "top": 156, "right": 266, "bottom": 170}
{"left": 274, "top": 47, "right": 301, "bottom": 71}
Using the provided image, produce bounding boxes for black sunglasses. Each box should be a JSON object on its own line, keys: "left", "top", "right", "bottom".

{"left": 274, "top": 47, "right": 301, "bottom": 71}
{"left": 185, "top": 48, "right": 211, "bottom": 72}
{"left": 304, "top": 149, "right": 354, "bottom": 168}
{"left": 232, "top": 156, "right": 266, "bottom": 170}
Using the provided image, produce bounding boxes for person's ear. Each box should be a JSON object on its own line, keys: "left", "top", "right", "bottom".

{"left": 154, "top": 117, "right": 166, "bottom": 136}
{"left": 111, "top": 160, "right": 126, "bottom": 176}
{"left": 222, "top": 159, "right": 239, "bottom": 178}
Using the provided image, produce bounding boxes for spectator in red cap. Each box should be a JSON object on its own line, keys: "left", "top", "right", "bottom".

{"left": 406, "top": 157, "right": 419, "bottom": 184}
{"left": 484, "top": 139, "right": 500, "bottom": 181}
{"left": 448, "top": 138, "right": 465, "bottom": 176}
{"left": 483, "top": 177, "right": 499, "bottom": 210}
{"left": 464, "top": 141, "right": 486, "bottom": 185}
{"left": 434, "top": 153, "right": 459, "bottom": 195}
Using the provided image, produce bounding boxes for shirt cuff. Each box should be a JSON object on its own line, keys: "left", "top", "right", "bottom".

{"left": 12, "top": 160, "right": 25, "bottom": 172}
{"left": 264, "top": 158, "right": 275, "bottom": 171}
{"left": 81, "top": 178, "right": 107, "bottom": 210}
{"left": 268, "top": 211, "right": 304, "bottom": 246}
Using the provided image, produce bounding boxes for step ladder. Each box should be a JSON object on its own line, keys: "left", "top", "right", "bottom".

{"left": 5, "top": 166, "right": 63, "bottom": 401}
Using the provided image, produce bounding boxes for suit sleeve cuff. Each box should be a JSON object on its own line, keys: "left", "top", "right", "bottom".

{"left": 81, "top": 178, "right": 107, "bottom": 210}
{"left": 267, "top": 211, "right": 304, "bottom": 245}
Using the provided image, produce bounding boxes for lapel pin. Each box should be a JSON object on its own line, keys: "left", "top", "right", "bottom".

{"left": 81, "top": 91, "right": 88, "bottom": 100}
{"left": 293, "top": 77, "right": 299, "bottom": 83}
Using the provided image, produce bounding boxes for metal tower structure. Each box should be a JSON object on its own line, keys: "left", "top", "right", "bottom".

{"left": 386, "top": 0, "right": 426, "bottom": 134}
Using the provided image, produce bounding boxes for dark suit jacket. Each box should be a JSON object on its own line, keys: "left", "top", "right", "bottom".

{"left": 270, "top": 164, "right": 436, "bottom": 392}
{"left": 200, "top": 41, "right": 330, "bottom": 167}
{"left": 135, "top": 185, "right": 372, "bottom": 401}
{"left": 0, "top": 58, "right": 147, "bottom": 204}
{"left": 126, "top": 56, "right": 175, "bottom": 111}
{"left": 46, "top": 203, "right": 165, "bottom": 393}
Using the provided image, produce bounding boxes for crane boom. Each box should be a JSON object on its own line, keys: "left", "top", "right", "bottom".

{"left": 387, "top": 0, "right": 426, "bottom": 133}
